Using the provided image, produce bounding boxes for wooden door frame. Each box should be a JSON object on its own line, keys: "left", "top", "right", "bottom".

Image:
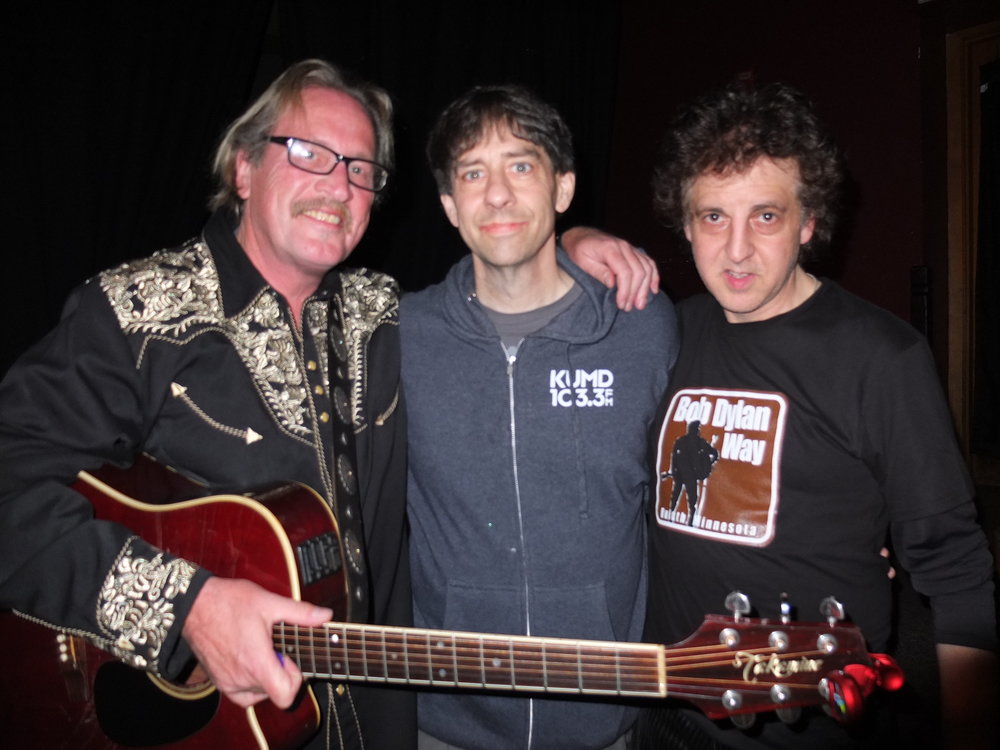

{"left": 946, "top": 19, "right": 1000, "bottom": 483}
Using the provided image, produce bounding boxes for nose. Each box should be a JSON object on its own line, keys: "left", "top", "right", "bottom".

{"left": 484, "top": 172, "right": 514, "bottom": 209}
{"left": 316, "top": 161, "right": 353, "bottom": 201}
{"left": 724, "top": 221, "right": 754, "bottom": 263}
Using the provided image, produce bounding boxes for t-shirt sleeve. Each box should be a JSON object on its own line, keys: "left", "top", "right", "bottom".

{"left": 863, "top": 336, "right": 996, "bottom": 650}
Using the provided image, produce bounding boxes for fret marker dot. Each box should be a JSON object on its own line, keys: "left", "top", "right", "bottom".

{"left": 330, "top": 634, "right": 339, "bottom": 644}
{"left": 335, "top": 661, "right": 342, "bottom": 670}
{"left": 436, "top": 640, "right": 445, "bottom": 648}
{"left": 438, "top": 668, "right": 447, "bottom": 678}
{"left": 492, "top": 658, "right": 502, "bottom": 668}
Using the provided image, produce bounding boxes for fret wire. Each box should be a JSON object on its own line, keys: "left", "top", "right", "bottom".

{"left": 381, "top": 627, "right": 389, "bottom": 679}
{"left": 508, "top": 639, "right": 515, "bottom": 687}
{"left": 403, "top": 630, "right": 411, "bottom": 683}
{"left": 363, "top": 625, "right": 370, "bottom": 679}
{"left": 425, "top": 630, "right": 433, "bottom": 682}
{"left": 342, "top": 623, "right": 351, "bottom": 678}
{"left": 305, "top": 624, "right": 314, "bottom": 676}
{"left": 325, "top": 624, "right": 333, "bottom": 678}
{"left": 479, "top": 635, "right": 486, "bottom": 687}
{"left": 451, "top": 633, "right": 459, "bottom": 685}
{"left": 541, "top": 639, "right": 547, "bottom": 689}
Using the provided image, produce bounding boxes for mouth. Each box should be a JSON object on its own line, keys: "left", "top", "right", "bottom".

{"left": 480, "top": 221, "right": 527, "bottom": 235}
{"left": 303, "top": 209, "right": 344, "bottom": 226}
{"left": 724, "top": 270, "right": 754, "bottom": 289}
{"left": 294, "top": 201, "right": 350, "bottom": 230}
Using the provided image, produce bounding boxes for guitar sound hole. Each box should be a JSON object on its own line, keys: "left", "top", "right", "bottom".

{"left": 95, "top": 662, "right": 220, "bottom": 746}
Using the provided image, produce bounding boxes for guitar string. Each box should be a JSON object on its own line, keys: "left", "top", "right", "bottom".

{"left": 273, "top": 624, "right": 841, "bottom": 697}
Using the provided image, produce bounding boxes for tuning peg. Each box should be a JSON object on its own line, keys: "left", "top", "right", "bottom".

{"left": 769, "top": 684, "right": 801, "bottom": 724}
{"left": 819, "top": 596, "right": 845, "bottom": 626}
{"left": 776, "top": 706, "right": 801, "bottom": 724}
{"left": 819, "top": 670, "right": 865, "bottom": 724}
{"left": 869, "top": 653, "right": 905, "bottom": 692}
{"left": 730, "top": 712, "right": 755, "bottom": 730}
{"left": 779, "top": 593, "right": 792, "bottom": 624}
{"left": 843, "top": 654, "right": 905, "bottom": 697}
{"left": 725, "top": 591, "right": 751, "bottom": 622}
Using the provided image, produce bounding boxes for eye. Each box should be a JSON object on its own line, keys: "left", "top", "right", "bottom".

{"left": 349, "top": 162, "right": 370, "bottom": 177}
{"left": 512, "top": 162, "right": 533, "bottom": 174}
{"left": 461, "top": 169, "right": 483, "bottom": 182}
{"left": 704, "top": 212, "right": 723, "bottom": 223}
{"left": 289, "top": 141, "right": 317, "bottom": 161}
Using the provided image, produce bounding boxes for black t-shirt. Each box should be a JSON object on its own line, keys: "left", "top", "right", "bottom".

{"left": 647, "top": 281, "right": 993, "bottom": 651}
{"left": 642, "top": 282, "right": 994, "bottom": 748}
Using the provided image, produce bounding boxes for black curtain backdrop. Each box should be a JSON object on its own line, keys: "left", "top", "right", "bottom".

{"left": 1, "top": 1, "right": 621, "bottom": 375}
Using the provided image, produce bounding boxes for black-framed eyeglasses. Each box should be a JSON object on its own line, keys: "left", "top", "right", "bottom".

{"left": 267, "top": 136, "right": 389, "bottom": 192}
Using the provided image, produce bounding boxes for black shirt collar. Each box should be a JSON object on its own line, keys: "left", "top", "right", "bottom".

{"left": 202, "top": 209, "right": 339, "bottom": 319}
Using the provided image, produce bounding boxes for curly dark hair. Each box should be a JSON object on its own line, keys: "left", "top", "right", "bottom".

{"left": 427, "top": 84, "right": 574, "bottom": 195}
{"left": 652, "top": 81, "right": 843, "bottom": 258}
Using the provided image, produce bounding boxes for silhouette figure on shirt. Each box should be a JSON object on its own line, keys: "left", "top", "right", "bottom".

{"left": 663, "top": 421, "right": 718, "bottom": 525}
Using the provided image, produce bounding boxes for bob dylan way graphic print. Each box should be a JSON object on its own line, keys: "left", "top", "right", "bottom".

{"left": 655, "top": 388, "right": 787, "bottom": 546}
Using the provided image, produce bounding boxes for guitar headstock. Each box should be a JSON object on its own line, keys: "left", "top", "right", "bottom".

{"left": 666, "top": 595, "right": 903, "bottom": 726}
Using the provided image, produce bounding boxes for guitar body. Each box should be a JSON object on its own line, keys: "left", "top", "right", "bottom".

{"left": 0, "top": 456, "right": 349, "bottom": 750}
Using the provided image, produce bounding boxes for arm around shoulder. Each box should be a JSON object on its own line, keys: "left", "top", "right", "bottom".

{"left": 561, "top": 226, "right": 660, "bottom": 311}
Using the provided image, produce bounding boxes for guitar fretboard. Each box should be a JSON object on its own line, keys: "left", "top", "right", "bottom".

{"left": 274, "top": 623, "right": 666, "bottom": 697}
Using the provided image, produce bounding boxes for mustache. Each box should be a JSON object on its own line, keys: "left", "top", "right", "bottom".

{"left": 292, "top": 199, "right": 351, "bottom": 228}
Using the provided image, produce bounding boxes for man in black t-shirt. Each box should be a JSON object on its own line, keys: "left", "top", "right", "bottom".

{"left": 572, "top": 81, "right": 997, "bottom": 749}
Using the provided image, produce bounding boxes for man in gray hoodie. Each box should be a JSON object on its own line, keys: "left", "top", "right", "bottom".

{"left": 400, "top": 85, "right": 679, "bottom": 750}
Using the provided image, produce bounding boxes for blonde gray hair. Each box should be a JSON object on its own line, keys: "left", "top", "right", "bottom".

{"left": 210, "top": 59, "right": 393, "bottom": 213}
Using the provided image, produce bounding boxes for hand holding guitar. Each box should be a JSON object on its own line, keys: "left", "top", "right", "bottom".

{"left": 183, "top": 577, "right": 332, "bottom": 709}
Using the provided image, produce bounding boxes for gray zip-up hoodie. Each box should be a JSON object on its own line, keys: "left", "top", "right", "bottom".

{"left": 401, "top": 250, "right": 678, "bottom": 750}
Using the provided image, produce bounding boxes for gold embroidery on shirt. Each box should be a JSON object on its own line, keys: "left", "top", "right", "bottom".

{"left": 96, "top": 537, "right": 197, "bottom": 672}
{"left": 334, "top": 270, "right": 399, "bottom": 429}
{"left": 101, "top": 240, "right": 222, "bottom": 337}
{"left": 305, "top": 299, "right": 331, "bottom": 396}
{"left": 232, "top": 289, "right": 312, "bottom": 438}
{"left": 99, "top": 240, "right": 315, "bottom": 439}
{"left": 99, "top": 242, "right": 397, "bottom": 442}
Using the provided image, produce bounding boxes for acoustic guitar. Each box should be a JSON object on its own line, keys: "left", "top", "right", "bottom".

{"left": 0, "top": 456, "right": 903, "bottom": 749}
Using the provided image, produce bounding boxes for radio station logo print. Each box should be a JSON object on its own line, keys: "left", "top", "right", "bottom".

{"left": 655, "top": 388, "right": 787, "bottom": 546}
{"left": 549, "top": 368, "right": 614, "bottom": 408}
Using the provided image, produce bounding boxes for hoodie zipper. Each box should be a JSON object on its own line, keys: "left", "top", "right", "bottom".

{"left": 504, "top": 340, "right": 536, "bottom": 748}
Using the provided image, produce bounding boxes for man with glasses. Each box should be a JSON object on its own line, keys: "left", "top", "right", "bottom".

{"left": 0, "top": 60, "right": 412, "bottom": 750}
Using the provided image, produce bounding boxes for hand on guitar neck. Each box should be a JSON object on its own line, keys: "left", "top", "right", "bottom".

{"left": 183, "top": 577, "right": 332, "bottom": 709}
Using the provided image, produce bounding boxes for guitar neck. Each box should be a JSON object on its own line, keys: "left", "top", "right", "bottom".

{"left": 274, "top": 622, "right": 667, "bottom": 698}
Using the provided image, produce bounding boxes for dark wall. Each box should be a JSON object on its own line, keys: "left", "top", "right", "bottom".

{"left": 0, "top": 1, "right": 622, "bottom": 375}
{"left": 607, "top": 0, "right": 924, "bottom": 319}
{"left": 3, "top": 0, "right": 996, "bottom": 378}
